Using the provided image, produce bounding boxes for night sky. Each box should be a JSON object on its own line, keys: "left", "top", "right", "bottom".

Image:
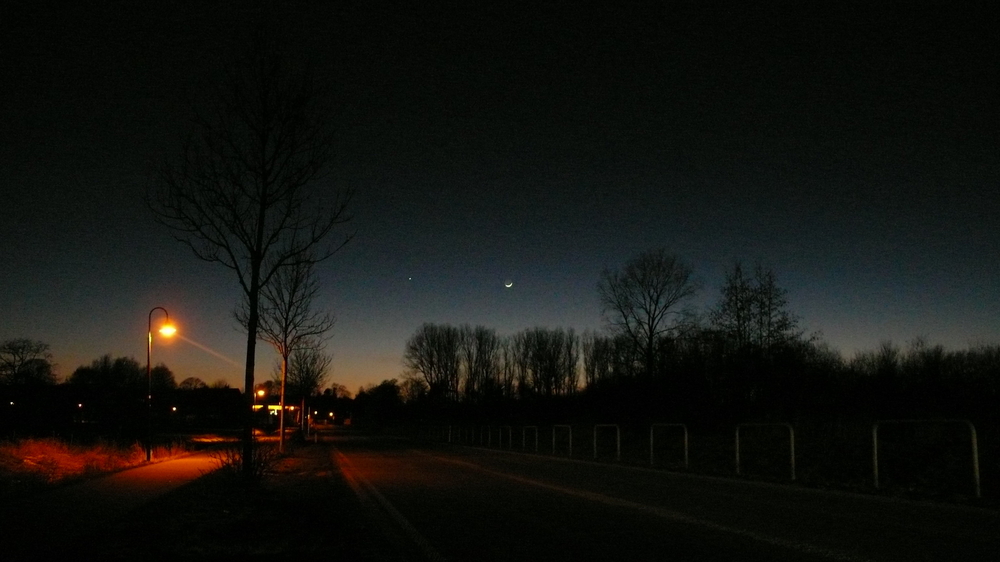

{"left": 2, "top": 2, "right": 997, "bottom": 393}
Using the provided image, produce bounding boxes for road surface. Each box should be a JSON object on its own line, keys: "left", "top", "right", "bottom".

{"left": 331, "top": 432, "right": 999, "bottom": 562}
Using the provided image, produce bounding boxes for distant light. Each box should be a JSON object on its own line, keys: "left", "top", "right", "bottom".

{"left": 78, "top": 403, "right": 83, "bottom": 408}
{"left": 328, "top": 412, "right": 334, "bottom": 417}
{"left": 171, "top": 406, "right": 177, "bottom": 412}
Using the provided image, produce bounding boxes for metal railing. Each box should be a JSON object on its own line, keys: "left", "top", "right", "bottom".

{"left": 593, "top": 424, "right": 621, "bottom": 461}
{"left": 735, "top": 423, "right": 796, "bottom": 481}
{"left": 650, "top": 423, "right": 689, "bottom": 468}
{"left": 872, "top": 419, "right": 980, "bottom": 498}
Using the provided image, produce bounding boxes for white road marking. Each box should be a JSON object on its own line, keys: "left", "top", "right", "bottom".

{"left": 422, "top": 451, "right": 875, "bottom": 562}
{"left": 334, "top": 448, "right": 448, "bottom": 562}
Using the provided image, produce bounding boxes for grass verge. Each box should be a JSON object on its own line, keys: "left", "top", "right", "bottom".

{"left": 0, "top": 437, "right": 188, "bottom": 501}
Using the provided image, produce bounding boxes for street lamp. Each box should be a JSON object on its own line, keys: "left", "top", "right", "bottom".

{"left": 147, "top": 307, "right": 176, "bottom": 461}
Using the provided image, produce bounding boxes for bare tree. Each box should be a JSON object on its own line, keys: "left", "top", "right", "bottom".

{"left": 711, "top": 261, "right": 799, "bottom": 353}
{"left": 751, "top": 264, "right": 799, "bottom": 351}
{"left": 582, "top": 330, "right": 614, "bottom": 387}
{"left": 710, "top": 261, "right": 755, "bottom": 350}
{"left": 178, "top": 377, "right": 208, "bottom": 390}
{"left": 0, "top": 338, "right": 56, "bottom": 385}
{"left": 509, "top": 327, "right": 579, "bottom": 397}
{"left": 283, "top": 343, "right": 332, "bottom": 401}
{"left": 276, "top": 342, "right": 332, "bottom": 430}
{"left": 403, "top": 323, "right": 462, "bottom": 400}
{"left": 459, "top": 325, "right": 502, "bottom": 402}
{"left": 148, "top": 6, "right": 351, "bottom": 472}
{"left": 598, "top": 249, "right": 699, "bottom": 378}
{"left": 237, "top": 258, "right": 333, "bottom": 451}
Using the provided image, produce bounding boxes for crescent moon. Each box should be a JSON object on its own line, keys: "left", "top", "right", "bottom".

{"left": 504, "top": 281, "right": 513, "bottom": 288}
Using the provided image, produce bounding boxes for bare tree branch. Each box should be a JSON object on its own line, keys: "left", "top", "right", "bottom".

{"left": 147, "top": 3, "right": 351, "bottom": 474}
{"left": 598, "top": 249, "right": 699, "bottom": 378}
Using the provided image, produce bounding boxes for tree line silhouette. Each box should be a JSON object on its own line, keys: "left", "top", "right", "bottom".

{"left": 352, "top": 250, "right": 998, "bottom": 430}
{"left": 3, "top": 250, "right": 997, "bottom": 433}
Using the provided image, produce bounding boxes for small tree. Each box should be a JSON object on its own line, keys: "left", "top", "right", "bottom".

{"left": 238, "top": 257, "right": 333, "bottom": 452}
{"left": 149, "top": 5, "right": 351, "bottom": 473}
{"left": 282, "top": 343, "right": 332, "bottom": 429}
{"left": 598, "top": 249, "right": 699, "bottom": 378}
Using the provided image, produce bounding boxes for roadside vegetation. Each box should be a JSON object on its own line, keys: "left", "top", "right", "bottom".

{"left": 0, "top": 438, "right": 187, "bottom": 501}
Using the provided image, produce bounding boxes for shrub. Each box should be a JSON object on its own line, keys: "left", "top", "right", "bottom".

{"left": 211, "top": 442, "right": 281, "bottom": 483}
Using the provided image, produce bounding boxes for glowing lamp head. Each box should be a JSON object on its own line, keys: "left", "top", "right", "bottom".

{"left": 158, "top": 324, "right": 177, "bottom": 337}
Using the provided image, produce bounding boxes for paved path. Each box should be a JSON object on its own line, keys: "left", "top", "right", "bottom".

{"left": 1, "top": 452, "right": 218, "bottom": 561}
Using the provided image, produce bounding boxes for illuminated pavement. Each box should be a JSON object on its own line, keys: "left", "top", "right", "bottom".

{"left": 1, "top": 452, "right": 218, "bottom": 561}
{"left": 332, "top": 433, "right": 1000, "bottom": 562}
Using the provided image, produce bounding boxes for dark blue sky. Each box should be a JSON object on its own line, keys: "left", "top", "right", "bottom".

{"left": 2, "top": 1, "right": 997, "bottom": 393}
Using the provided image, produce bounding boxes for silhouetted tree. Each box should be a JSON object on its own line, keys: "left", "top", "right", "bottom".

{"left": 178, "top": 377, "right": 208, "bottom": 390}
{"left": 354, "top": 379, "right": 404, "bottom": 423}
{"left": 67, "top": 355, "right": 175, "bottom": 434}
{"left": 582, "top": 330, "right": 614, "bottom": 387}
{"left": 0, "top": 338, "right": 56, "bottom": 385}
{"left": 711, "top": 261, "right": 799, "bottom": 354}
{"left": 326, "top": 382, "right": 352, "bottom": 399}
{"left": 238, "top": 256, "right": 333, "bottom": 451}
{"left": 598, "top": 249, "right": 699, "bottom": 378}
{"left": 149, "top": 4, "right": 351, "bottom": 472}
{"left": 150, "top": 363, "right": 177, "bottom": 391}
{"left": 459, "top": 325, "right": 502, "bottom": 402}
{"left": 510, "top": 327, "right": 579, "bottom": 397}
{"left": 399, "top": 372, "right": 429, "bottom": 403}
{"left": 404, "top": 323, "right": 462, "bottom": 400}
{"left": 69, "top": 355, "right": 144, "bottom": 392}
{"left": 711, "top": 261, "right": 755, "bottom": 350}
{"left": 280, "top": 343, "right": 332, "bottom": 403}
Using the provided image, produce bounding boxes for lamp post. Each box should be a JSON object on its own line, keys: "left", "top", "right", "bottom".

{"left": 147, "top": 307, "right": 176, "bottom": 461}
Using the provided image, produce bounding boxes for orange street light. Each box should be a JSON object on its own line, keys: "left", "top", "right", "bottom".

{"left": 147, "top": 306, "right": 176, "bottom": 461}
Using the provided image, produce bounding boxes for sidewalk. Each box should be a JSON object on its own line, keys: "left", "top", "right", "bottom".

{"left": 0, "top": 452, "right": 219, "bottom": 561}
{"left": 2, "top": 440, "right": 406, "bottom": 561}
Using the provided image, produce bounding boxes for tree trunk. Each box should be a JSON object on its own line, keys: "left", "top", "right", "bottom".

{"left": 279, "top": 352, "right": 287, "bottom": 453}
{"left": 242, "top": 268, "right": 261, "bottom": 476}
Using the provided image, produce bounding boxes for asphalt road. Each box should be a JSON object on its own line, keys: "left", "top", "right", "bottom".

{"left": 331, "top": 433, "right": 1000, "bottom": 562}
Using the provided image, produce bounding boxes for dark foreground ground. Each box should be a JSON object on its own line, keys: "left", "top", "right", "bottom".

{"left": 4, "top": 430, "right": 998, "bottom": 562}
{"left": 3, "top": 441, "right": 392, "bottom": 562}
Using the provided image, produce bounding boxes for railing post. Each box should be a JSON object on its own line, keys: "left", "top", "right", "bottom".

{"left": 788, "top": 424, "right": 796, "bottom": 481}
{"left": 593, "top": 424, "right": 620, "bottom": 461}
{"left": 552, "top": 425, "right": 572, "bottom": 457}
{"left": 650, "top": 423, "right": 689, "bottom": 468}
{"left": 968, "top": 421, "right": 981, "bottom": 499}
{"left": 736, "top": 423, "right": 795, "bottom": 480}
{"left": 872, "top": 422, "right": 880, "bottom": 490}
{"left": 735, "top": 425, "right": 741, "bottom": 475}
{"left": 872, "top": 419, "right": 980, "bottom": 498}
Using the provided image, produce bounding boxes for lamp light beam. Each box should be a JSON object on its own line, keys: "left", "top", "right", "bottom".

{"left": 176, "top": 334, "right": 242, "bottom": 367}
